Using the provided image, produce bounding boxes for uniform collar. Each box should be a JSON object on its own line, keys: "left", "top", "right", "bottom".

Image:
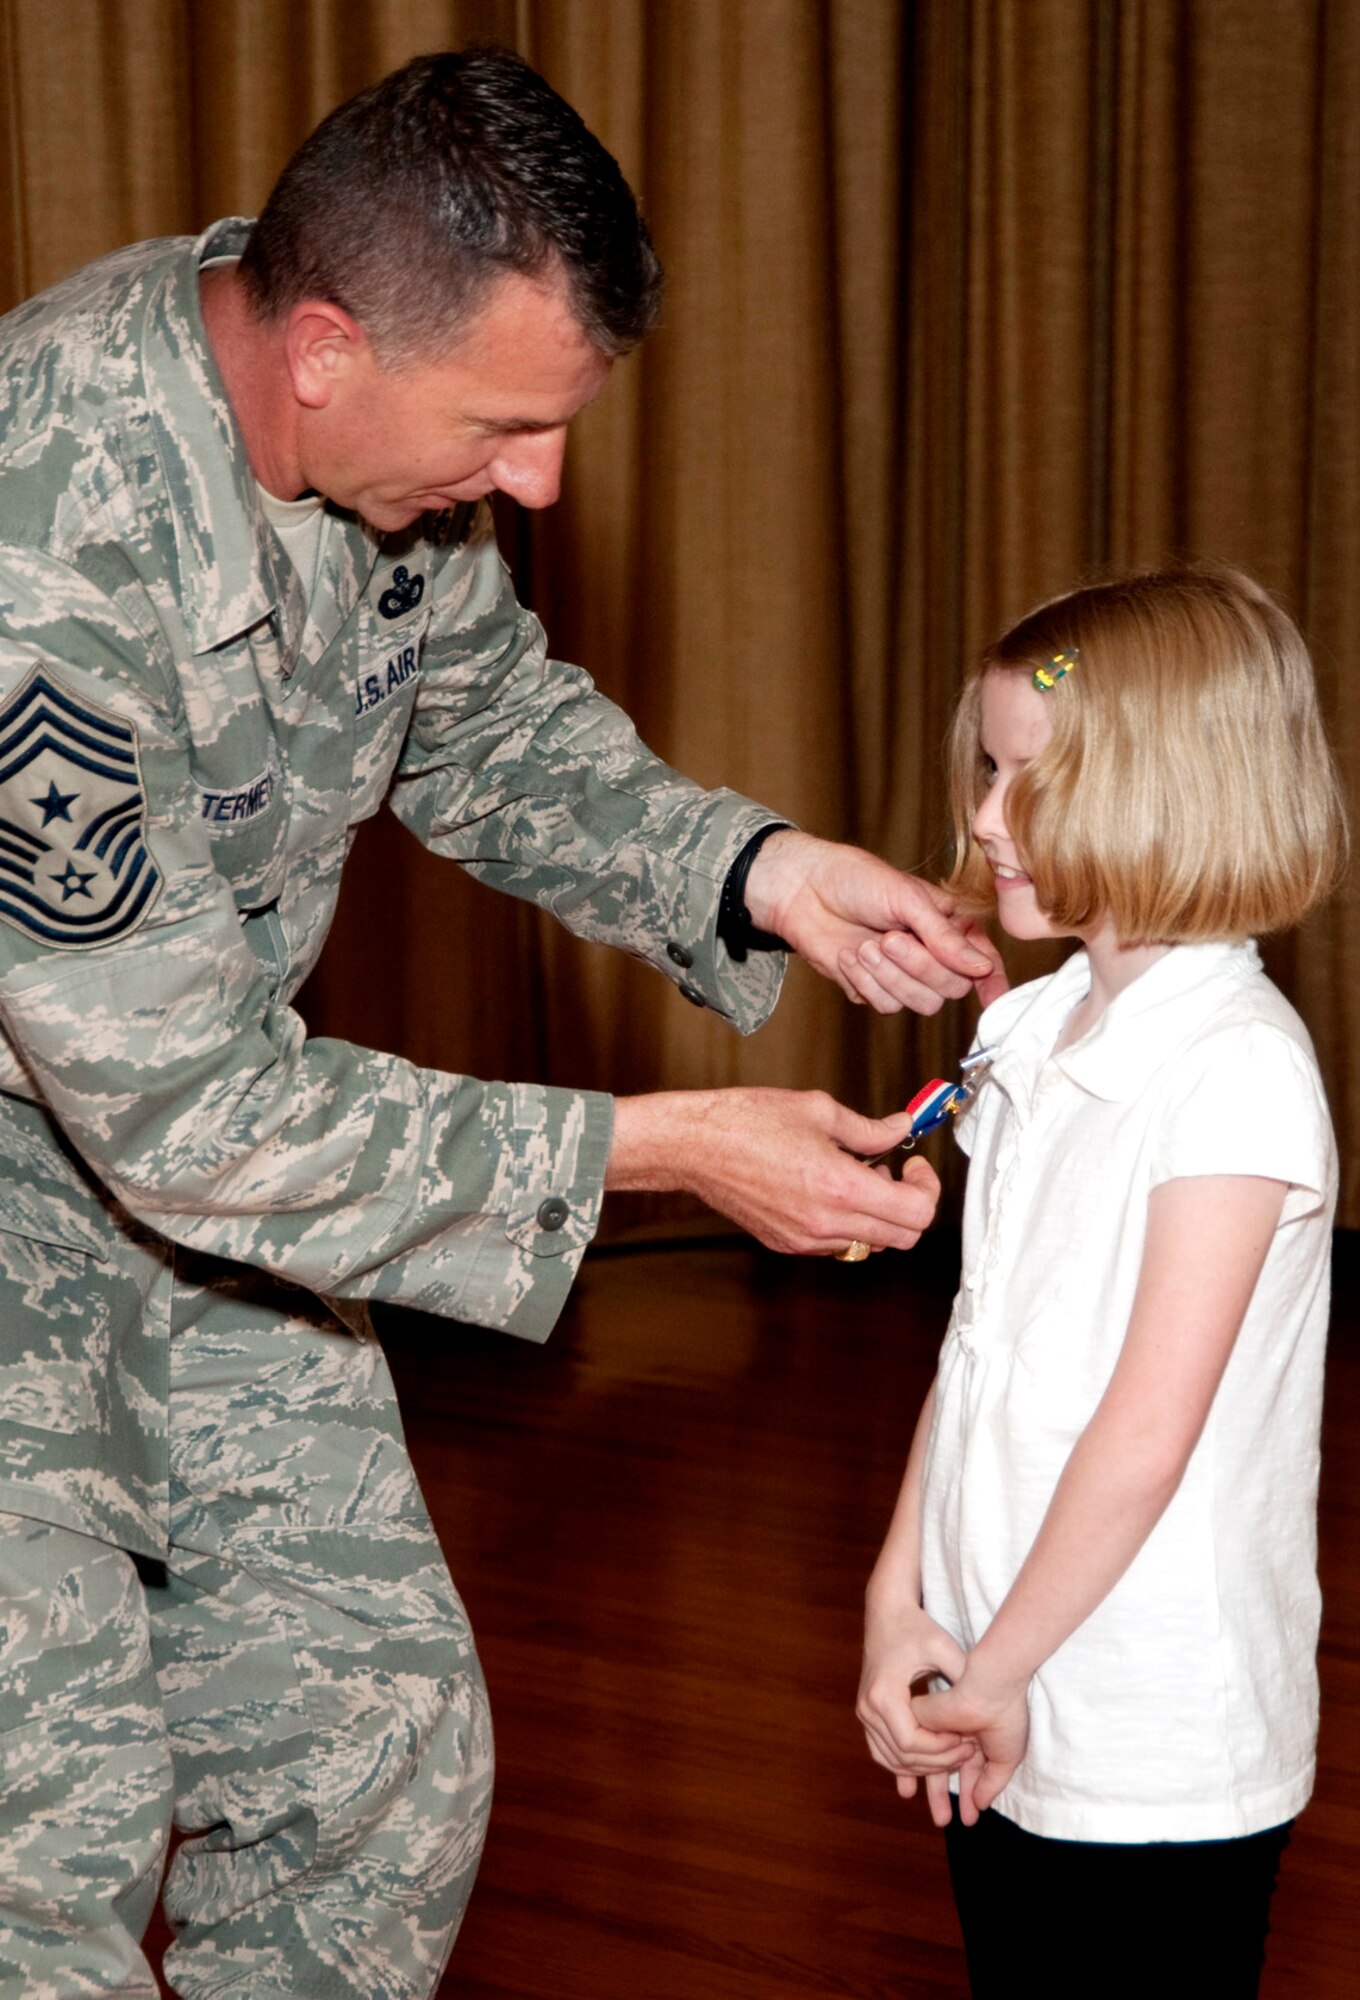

{"left": 140, "top": 218, "right": 382, "bottom": 674}
{"left": 977, "top": 939, "right": 1260, "bottom": 1111}
{"left": 137, "top": 218, "right": 299, "bottom": 656}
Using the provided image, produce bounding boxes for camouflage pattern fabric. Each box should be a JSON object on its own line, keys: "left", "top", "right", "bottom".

{"left": 0, "top": 1277, "right": 490, "bottom": 1998}
{"left": 0, "top": 215, "right": 783, "bottom": 1555}
{"left": 0, "top": 220, "right": 786, "bottom": 1991}
{"left": 0, "top": 1515, "right": 170, "bottom": 1997}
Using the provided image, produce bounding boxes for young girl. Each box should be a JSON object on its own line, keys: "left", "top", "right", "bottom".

{"left": 857, "top": 566, "right": 1346, "bottom": 1998}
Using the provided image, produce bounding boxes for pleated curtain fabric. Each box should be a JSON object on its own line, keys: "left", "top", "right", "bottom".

{"left": 1, "top": 0, "right": 1356, "bottom": 1224}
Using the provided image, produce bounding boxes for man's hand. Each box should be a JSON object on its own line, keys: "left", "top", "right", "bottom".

{"left": 608, "top": 1088, "right": 940, "bottom": 1254}
{"left": 743, "top": 829, "right": 1007, "bottom": 1013}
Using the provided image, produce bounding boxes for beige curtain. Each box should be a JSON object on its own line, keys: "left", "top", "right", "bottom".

{"left": 2, "top": 0, "right": 1356, "bottom": 1221}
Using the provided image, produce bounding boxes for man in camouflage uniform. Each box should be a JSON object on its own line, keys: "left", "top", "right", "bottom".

{"left": 0, "top": 49, "right": 999, "bottom": 2000}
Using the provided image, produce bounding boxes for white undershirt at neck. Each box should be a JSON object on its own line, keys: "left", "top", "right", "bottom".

{"left": 259, "top": 485, "right": 329, "bottom": 602}
{"left": 198, "top": 250, "right": 331, "bottom": 604}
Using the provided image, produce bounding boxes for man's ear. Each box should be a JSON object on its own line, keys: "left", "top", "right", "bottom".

{"left": 284, "top": 300, "right": 370, "bottom": 410}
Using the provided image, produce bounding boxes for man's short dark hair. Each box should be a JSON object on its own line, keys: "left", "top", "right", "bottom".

{"left": 238, "top": 47, "right": 662, "bottom": 363}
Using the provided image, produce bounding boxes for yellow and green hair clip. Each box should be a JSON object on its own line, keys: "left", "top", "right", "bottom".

{"left": 1033, "top": 647, "right": 1078, "bottom": 691}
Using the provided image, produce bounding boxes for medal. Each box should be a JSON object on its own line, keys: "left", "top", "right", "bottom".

{"left": 835, "top": 1047, "right": 995, "bottom": 1262}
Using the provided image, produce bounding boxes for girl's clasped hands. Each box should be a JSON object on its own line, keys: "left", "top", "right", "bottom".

{"left": 858, "top": 1602, "right": 1029, "bottom": 1826}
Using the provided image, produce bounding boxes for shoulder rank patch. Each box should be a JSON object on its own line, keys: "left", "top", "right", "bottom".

{"left": 0, "top": 667, "right": 162, "bottom": 949}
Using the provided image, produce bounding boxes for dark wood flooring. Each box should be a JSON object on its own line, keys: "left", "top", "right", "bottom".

{"left": 366, "top": 1232, "right": 1360, "bottom": 2000}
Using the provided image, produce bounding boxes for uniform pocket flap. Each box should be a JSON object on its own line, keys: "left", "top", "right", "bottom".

{"left": 0, "top": 1177, "right": 109, "bottom": 1260}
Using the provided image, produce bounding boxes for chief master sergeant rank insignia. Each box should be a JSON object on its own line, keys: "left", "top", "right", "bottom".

{"left": 0, "top": 666, "right": 161, "bottom": 948}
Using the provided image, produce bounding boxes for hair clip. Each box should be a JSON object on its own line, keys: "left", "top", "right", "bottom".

{"left": 1033, "top": 647, "right": 1078, "bottom": 691}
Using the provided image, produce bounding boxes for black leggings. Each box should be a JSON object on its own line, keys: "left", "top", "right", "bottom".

{"left": 944, "top": 1803, "right": 1292, "bottom": 2000}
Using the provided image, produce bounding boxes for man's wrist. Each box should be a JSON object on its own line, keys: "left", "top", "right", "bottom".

{"left": 605, "top": 1091, "right": 712, "bottom": 1193}
{"left": 717, "top": 822, "right": 794, "bottom": 961}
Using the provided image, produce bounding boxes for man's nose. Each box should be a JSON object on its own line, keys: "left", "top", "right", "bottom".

{"left": 490, "top": 429, "right": 568, "bottom": 509}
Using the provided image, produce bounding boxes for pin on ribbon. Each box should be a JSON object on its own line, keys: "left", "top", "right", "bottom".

{"left": 836, "top": 1048, "right": 995, "bottom": 1263}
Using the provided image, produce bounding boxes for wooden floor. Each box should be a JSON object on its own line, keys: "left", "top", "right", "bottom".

{"left": 364, "top": 1232, "right": 1360, "bottom": 2000}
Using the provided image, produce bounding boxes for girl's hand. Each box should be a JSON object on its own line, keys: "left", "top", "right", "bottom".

{"left": 857, "top": 1601, "right": 979, "bottom": 1820}
{"left": 911, "top": 1661, "right": 1031, "bottom": 1822}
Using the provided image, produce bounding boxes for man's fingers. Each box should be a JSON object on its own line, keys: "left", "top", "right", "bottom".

{"left": 820, "top": 1097, "right": 912, "bottom": 1154}
{"left": 900, "top": 1156, "right": 941, "bottom": 1209}
{"left": 837, "top": 944, "right": 951, "bottom": 1016}
{"left": 840, "top": 917, "right": 1004, "bottom": 1015}
{"left": 874, "top": 930, "right": 977, "bottom": 1000}
{"left": 830, "top": 1158, "right": 940, "bottom": 1252}
{"left": 630, "top": 1086, "right": 946, "bottom": 1257}
{"left": 828, "top": 1158, "right": 940, "bottom": 1254}
{"left": 877, "top": 880, "right": 997, "bottom": 981}
{"left": 747, "top": 836, "right": 1004, "bottom": 1015}
{"left": 962, "top": 920, "right": 1009, "bottom": 1004}
{"left": 793, "top": 1104, "right": 941, "bottom": 1251}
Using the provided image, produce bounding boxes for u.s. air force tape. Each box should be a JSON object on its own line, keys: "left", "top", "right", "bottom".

{"left": 0, "top": 666, "right": 161, "bottom": 949}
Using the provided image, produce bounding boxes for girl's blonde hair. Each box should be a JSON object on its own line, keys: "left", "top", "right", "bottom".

{"left": 949, "top": 565, "right": 1347, "bottom": 941}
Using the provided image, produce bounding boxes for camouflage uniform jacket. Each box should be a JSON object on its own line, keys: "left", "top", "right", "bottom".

{"left": 0, "top": 219, "right": 784, "bottom": 1555}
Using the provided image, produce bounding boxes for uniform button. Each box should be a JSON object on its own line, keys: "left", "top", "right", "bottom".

{"left": 667, "top": 941, "right": 694, "bottom": 969}
{"left": 537, "top": 1198, "right": 569, "bottom": 1232}
{"left": 678, "top": 983, "right": 705, "bottom": 1007}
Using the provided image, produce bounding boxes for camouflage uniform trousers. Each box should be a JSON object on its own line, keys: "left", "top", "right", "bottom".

{"left": 0, "top": 1261, "right": 492, "bottom": 2000}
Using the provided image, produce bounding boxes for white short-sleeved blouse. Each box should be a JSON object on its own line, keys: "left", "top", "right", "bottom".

{"left": 920, "top": 941, "right": 1336, "bottom": 1843}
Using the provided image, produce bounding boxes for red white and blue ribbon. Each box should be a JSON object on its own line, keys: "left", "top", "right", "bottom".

{"left": 834, "top": 1051, "right": 995, "bottom": 1262}
{"left": 868, "top": 1046, "right": 996, "bottom": 1168}
{"left": 903, "top": 1076, "right": 967, "bottom": 1137}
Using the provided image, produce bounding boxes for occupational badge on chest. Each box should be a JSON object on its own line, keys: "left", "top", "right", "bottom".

{"left": 377, "top": 564, "right": 425, "bottom": 619}
{"left": 0, "top": 666, "right": 161, "bottom": 948}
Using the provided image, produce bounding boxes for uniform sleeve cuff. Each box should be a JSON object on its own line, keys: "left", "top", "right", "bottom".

{"left": 361, "top": 1084, "right": 613, "bottom": 1343}
{"left": 638, "top": 792, "right": 791, "bottom": 1033}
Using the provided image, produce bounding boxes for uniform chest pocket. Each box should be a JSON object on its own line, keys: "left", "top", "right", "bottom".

{"left": 351, "top": 593, "right": 431, "bottom": 823}
{"left": 173, "top": 626, "right": 293, "bottom": 913}
{"left": 195, "top": 757, "right": 289, "bottom": 911}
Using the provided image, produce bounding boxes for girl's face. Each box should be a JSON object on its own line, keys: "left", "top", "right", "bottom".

{"left": 971, "top": 668, "right": 1070, "bottom": 942}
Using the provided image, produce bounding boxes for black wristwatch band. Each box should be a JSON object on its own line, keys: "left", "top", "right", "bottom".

{"left": 717, "top": 822, "right": 794, "bottom": 962}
